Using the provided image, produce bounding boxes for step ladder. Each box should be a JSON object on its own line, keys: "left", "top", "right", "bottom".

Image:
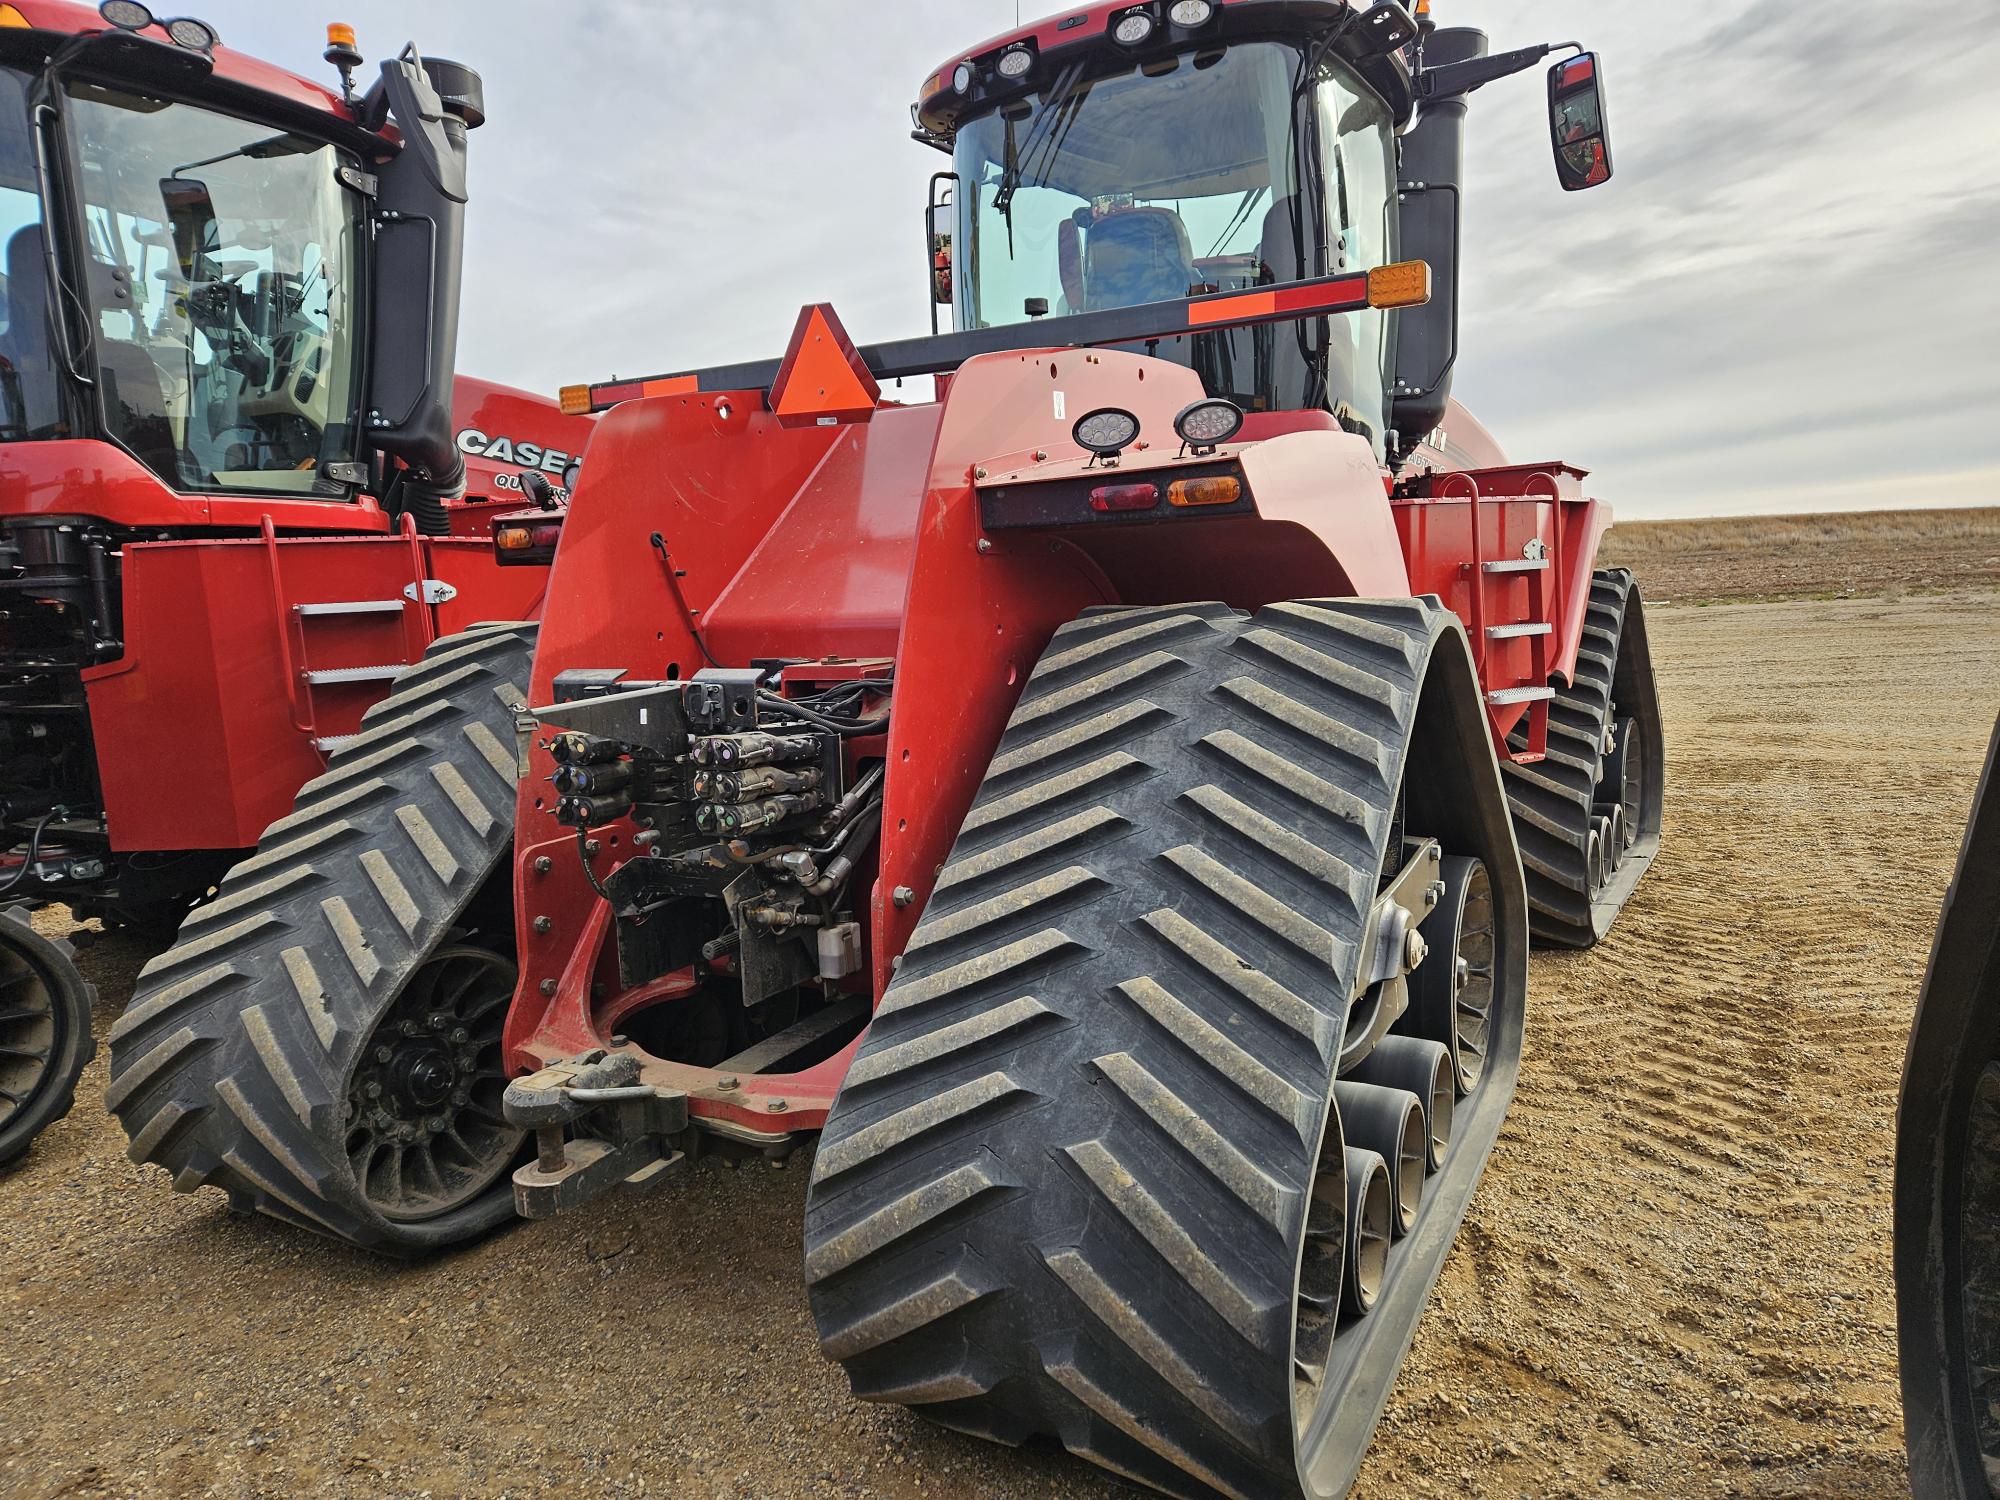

{"left": 1435, "top": 474, "right": 1555, "bottom": 760}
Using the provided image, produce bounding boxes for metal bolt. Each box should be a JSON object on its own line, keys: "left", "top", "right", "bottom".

{"left": 976, "top": 538, "right": 994, "bottom": 554}
{"left": 451, "top": 1086, "right": 469, "bottom": 1106}
{"left": 533, "top": 856, "right": 553, "bottom": 875}
{"left": 584, "top": 839, "right": 601, "bottom": 856}
{"left": 1033, "top": 449, "right": 1048, "bottom": 462}
{"left": 718, "top": 1075, "right": 739, "bottom": 1091}
{"left": 375, "top": 1045, "right": 393, "bottom": 1064}
{"left": 363, "top": 1080, "right": 383, "bottom": 1099}
{"left": 533, "top": 915, "right": 553, "bottom": 934}
{"left": 1404, "top": 928, "right": 1430, "bottom": 970}
{"left": 767, "top": 1099, "right": 788, "bottom": 1113}
{"left": 539, "top": 978, "right": 558, "bottom": 996}
{"left": 974, "top": 466, "right": 988, "bottom": 480}
{"left": 892, "top": 885, "right": 916, "bottom": 908}
{"left": 449, "top": 1026, "right": 469, "bottom": 1045}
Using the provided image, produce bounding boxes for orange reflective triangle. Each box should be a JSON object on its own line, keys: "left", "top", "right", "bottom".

{"left": 769, "top": 304, "right": 881, "bottom": 428}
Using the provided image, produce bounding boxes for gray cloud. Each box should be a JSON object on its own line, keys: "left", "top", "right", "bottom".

{"left": 209, "top": 1, "right": 1998, "bottom": 518}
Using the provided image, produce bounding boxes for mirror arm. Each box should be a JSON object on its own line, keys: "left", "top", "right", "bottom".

{"left": 1420, "top": 41, "right": 1575, "bottom": 101}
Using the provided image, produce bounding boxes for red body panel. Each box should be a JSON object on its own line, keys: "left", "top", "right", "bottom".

{"left": 0, "top": 381, "right": 589, "bottom": 856}
{"left": 502, "top": 343, "right": 1608, "bottom": 1141}
{"left": 84, "top": 528, "right": 546, "bottom": 851}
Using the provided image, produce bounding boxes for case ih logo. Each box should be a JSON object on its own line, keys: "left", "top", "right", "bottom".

{"left": 455, "top": 427, "right": 577, "bottom": 474}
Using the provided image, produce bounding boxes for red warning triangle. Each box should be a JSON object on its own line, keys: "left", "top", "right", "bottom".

{"left": 768, "top": 304, "right": 881, "bottom": 428}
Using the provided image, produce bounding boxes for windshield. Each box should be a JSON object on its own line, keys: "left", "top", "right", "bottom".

{"left": 62, "top": 80, "right": 364, "bottom": 493}
{"left": 952, "top": 40, "right": 1399, "bottom": 456}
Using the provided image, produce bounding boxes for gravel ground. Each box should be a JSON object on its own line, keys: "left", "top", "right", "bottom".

{"left": 4, "top": 565, "right": 1998, "bottom": 1497}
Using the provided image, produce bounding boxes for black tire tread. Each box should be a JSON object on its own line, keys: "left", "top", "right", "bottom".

{"left": 0, "top": 910, "right": 98, "bottom": 1168}
{"left": 804, "top": 599, "right": 1449, "bottom": 1499}
{"left": 104, "top": 621, "right": 534, "bottom": 1252}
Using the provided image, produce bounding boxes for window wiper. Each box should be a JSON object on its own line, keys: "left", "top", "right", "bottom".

{"left": 992, "top": 59, "right": 1090, "bottom": 247}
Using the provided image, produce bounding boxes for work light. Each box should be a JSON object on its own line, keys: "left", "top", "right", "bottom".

{"left": 996, "top": 46, "right": 1033, "bottom": 79}
{"left": 951, "top": 61, "right": 974, "bottom": 94}
{"left": 164, "top": 16, "right": 216, "bottom": 50}
{"left": 1073, "top": 407, "right": 1141, "bottom": 458}
{"left": 1111, "top": 10, "right": 1156, "bottom": 46}
{"left": 1169, "top": 0, "right": 1216, "bottom": 26}
{"left": 1172, "top": 397, "right": 1244, "bottom": 452}
{"left": 98, "top": 0, "right": 152, "bottom": 29}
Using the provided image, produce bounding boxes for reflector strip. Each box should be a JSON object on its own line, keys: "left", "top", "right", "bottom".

{"left": 587, "top": 374, "right": 699, "bottom": 408}
{"left": 1187, "top": 274, "right": 1369, "bottom": 326}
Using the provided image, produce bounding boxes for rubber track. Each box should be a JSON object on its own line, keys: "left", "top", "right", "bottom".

{"left": 804, "top": 600, "right": 1452, "bottom": 1499}
{"left": 104, "top": 622, "right": 535, "bottom": 1253}
{"left": 0, "top": 910, "right": 97, "bottom": 1168}
{"left": 1501, "top": 568, "right": 1656, "bottom": 948}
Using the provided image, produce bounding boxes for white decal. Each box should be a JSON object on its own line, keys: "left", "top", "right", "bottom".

{"left": 1052, "top": 390, "right": 1066, "bottom": 420}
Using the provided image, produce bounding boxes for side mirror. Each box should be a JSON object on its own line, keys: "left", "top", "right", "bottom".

{"left": 1548, "top": 52, "right": 1612, "bottom": 191}
{"left": 924, "top": 170, "right": 957, "bottom": 333}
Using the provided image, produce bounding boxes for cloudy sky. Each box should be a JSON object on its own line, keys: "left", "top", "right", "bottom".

{"left": 211, "top": 1, "right": 1997, "bottom": 519}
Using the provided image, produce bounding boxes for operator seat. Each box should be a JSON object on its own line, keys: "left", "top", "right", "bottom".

{"left": 1082, "top": 207, "right": 1196, "bottom": 310}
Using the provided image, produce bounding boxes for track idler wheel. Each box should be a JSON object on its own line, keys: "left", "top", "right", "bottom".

{"left": 1402, "top": 855, "right": 1497, "bottom": 1096}
{"left": 0, "top": 908, "right": 97, "bottom": 1168}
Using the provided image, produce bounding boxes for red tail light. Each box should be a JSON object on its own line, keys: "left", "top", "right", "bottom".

{"left": 1088, "top": 482, "right": 1159, "bottom": 513}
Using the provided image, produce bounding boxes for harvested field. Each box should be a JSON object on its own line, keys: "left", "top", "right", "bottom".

{"left": 1598, "top": 504, "right": 2000, "bottom": 604}
{"left": 3, "top": 508, "right": 1997, "bottom": 1498}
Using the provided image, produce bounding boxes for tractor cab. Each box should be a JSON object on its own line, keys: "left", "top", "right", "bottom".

{"left": 916, "top": 0, "right": 1615, "bottom": 466}
{"left": 0, "top": 1, "right": 479, "bottom": 520}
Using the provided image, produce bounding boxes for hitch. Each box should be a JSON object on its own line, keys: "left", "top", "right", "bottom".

{"left": 504, "top": 1050, "right": 690, "bottom": 1218}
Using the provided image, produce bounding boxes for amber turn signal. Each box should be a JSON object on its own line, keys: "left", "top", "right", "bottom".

{"left": 1366, "top": 260, "right": 1431, "bottom": 309}
{"left": 1167, "top": 476, "right": 1242, "bottom": 508}
{"left": 557, "top": 384, "right": 593, "bottom": 417}
{"left": 495, "top": 524, "right": 535, "bottom": 551}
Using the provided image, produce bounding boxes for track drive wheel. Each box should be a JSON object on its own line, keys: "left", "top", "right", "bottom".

{"left": 104, "top": 623, "right": 535, "bottom": 1253}
{"left": 804, "top": 599, "right": 1528, "bottom": 1498}
{"left": 1896, "top": 714, "right": 2000, "bottom": 1498}
{"left": 1501, "top": 567, "right": 1664, "bottom": 948}
{"left": 0, "top": 908, "right": 96, "bottom": 1168}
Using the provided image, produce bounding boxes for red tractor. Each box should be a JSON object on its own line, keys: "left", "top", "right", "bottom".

{"left": 110, "top": 2, "right": 1662, "bottom": 1493}
{"left": 0, "top": 1, "right": 589, "bottom": 1165}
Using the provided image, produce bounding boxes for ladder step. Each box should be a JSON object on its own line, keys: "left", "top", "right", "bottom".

{"left": 312, "top": 733, "right": 362, "bottom": 754}
{"left": 302, "top": 664, "right": 410, "bottom": 685}
{"left": 1487, "top": 685, "right": 1557, "bottom": 705}
{"left": 295, "top": 599, "right": 406, "bottom": 617}
{"left": 1482, "top": 558, "right": 1551, "bottom": 574}
{"left": 1486, "top": 622, "right": 1553, "bottom": 640}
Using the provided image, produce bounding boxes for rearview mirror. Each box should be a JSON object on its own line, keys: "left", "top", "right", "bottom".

{"left": 1548, "top": 52, "right": 1612, "bottom": 191}
{"left": 925, "top": 171, "right": 957, "bottom": 333}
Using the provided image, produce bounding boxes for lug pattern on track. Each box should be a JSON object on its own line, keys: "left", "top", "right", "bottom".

{"left": 103, "top": 623, "right": 535, "bottom": 1253}
{"left": 1501, "top": 569, "right": 1656, "bottom": 947}
{"left": 804, "top": 600, "right": 1449, "bottom": 1499}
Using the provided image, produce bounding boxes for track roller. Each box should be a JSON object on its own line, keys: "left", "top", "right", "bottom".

{"left": 105, "top": 623, "right": 536, "bottom": 1252}
{"left": 804, "top": 598, "right": 1527, "bottom": 1498}
{"left": 1502, "top": 568, "right": 1664, "bottom": 948}
{"left": 0, "top": 909, "right": 96, "bottom": 1168}
{"left": 1401, "top": 854, "right": 1495, "bottom": 1095}
{"left": 1349, "top": 1035, "right": 1453, "bottom": 1171}
{"left": 1334, "top": 1082, "right": 1424, "bottom": 1235}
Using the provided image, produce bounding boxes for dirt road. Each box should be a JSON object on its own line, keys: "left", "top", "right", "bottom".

{"left": 5, "top": 581, "right": 1998, "bottom": 1498}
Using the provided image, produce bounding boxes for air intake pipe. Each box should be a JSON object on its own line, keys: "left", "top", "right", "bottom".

{"left": 364, "top": 49, "right": 484, "bottom": 535}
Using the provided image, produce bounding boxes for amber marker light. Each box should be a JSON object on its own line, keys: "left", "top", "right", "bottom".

{"left": 1367, "top": 260, "right": 1432, "bottom": 309}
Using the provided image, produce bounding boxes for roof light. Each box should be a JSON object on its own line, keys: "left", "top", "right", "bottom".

{"left": 951, "top": 60, "right": 974, "bottom": 93}
{"left": 163, "top": 15, "right": 216, "bottom": 50}
{"left": 98, "top": 0, "right": 154, "bottom": 30}
{"left": 1169, "top": 0, "right": 1215, "bottom": 26}
{"left": 1167, "top": 475, "right": 1242, "bottom": 507}
{"left": 996, "top": 45, "right": 1033, "bottom": 79}
{"left": 1366, "top": 260, "right": 1432, "bottom": 309}
{"left": 1073, "top": 407, "right": 1141, "bottom": 458}
{"left": 1172, "top": 397, "right": 1243, "bottom": 452}
{"left": 0, "top": 4, "right": 32, "bottom": 25}
{"left": 1111, "top": 10, "right": 1156, "bottom": 46}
